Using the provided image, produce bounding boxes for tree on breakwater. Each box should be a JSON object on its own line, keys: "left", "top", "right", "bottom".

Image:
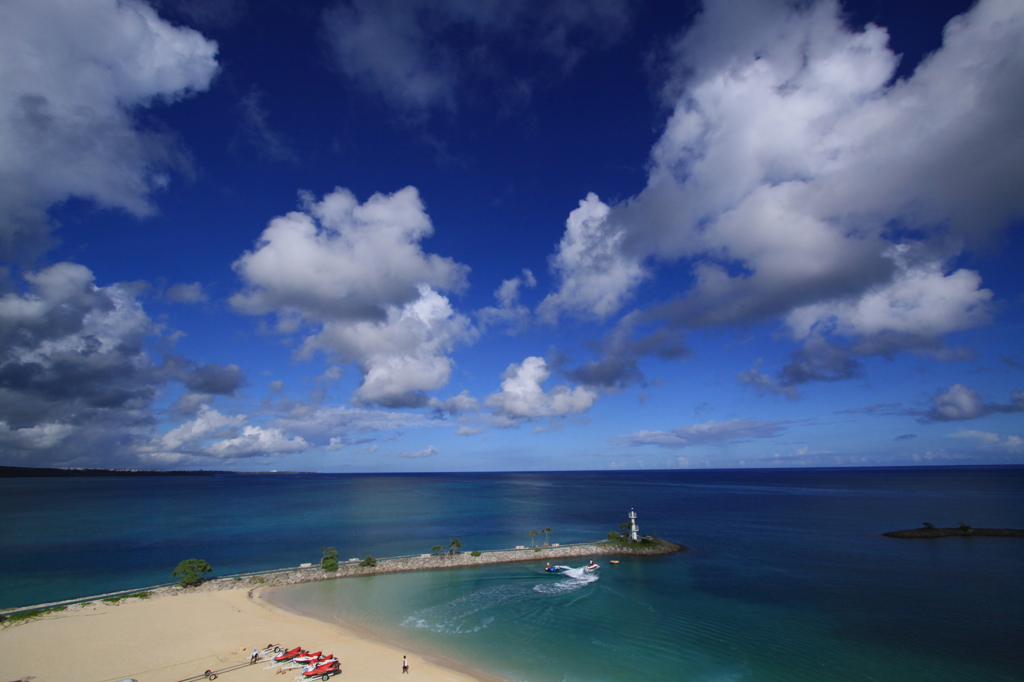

{"left": 543, "top": 527, "right": 552, "bottom": 545}
{"left": 172, "top": 559, "right": 212, "bottom": 587}
{"left": 528, "top": 530, "right": 538, "bottom": 547}
{"left": 447, "top": 537, "right": 462, "bottom": 556}
{"left": 321, "top": 547, "right": 339, "bottom": 572}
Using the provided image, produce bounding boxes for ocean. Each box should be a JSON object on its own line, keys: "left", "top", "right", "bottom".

{"left": 2, "top": 466, "right": 1023, "bottom": 681}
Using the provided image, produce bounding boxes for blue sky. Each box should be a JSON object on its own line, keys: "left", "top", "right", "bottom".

{"left": 1, "top": 0, "right": 1022, "bottom": 472}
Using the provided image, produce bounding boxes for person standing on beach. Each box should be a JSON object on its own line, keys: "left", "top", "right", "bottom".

{"left": 402, "top": 655, "right": 409, "bottom": 673}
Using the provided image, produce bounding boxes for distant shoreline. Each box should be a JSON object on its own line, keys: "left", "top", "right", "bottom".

{"left": 0, "top": 464, "right": 229, "bottom": 477}
{"left": 1, "top": 539, "right": 686, "bottom": 615}
{"left": 883, "top": 527, "right": 1024, "bottom": 538}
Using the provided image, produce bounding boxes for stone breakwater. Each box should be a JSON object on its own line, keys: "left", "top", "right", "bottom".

{"left": 2, "top": 540, "right": 686, "bottom": 614}
{"left": 883, "top": 527, "right": 1024, "bottom": 538}
{"left": 193, "top": 539, "right": 686, "bottom": 593}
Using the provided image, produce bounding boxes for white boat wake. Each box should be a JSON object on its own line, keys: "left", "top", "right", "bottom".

{"left": 403, "top": 565, "right": 601, "bottom": 633}
{"left": 533, "top": 566, "right": 599, "bottom": 595}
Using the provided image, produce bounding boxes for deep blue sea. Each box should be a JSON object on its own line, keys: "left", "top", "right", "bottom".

{"left": 3, "top": 466, "right": 1023, "bottom": 681}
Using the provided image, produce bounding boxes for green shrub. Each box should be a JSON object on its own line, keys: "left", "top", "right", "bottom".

{"left": 470, "top": 551, "right": 481, "bottom": 557}
{"left": 172, "top": 559, "right": 212, "bottom": 587}
{"left": 4, "top": 605, "right": 66, "bottom": 625}
{"left": 103, "top": 591, "right": 152, "bottom": 604}
{"left": 360, "top": 555, "right": 377, "bottom": 567}
{"left": 321, "top": 547, "right": 339, "bottom": 572}
{"left": 607, "top": 531, "right": 623, "bottom": 542}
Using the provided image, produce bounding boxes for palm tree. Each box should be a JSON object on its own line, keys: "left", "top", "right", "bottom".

{"left": 528, "top": 530, "right": 538, "bottom": 547}
{"left": 448, "top": 537, "right": 462, "bottom": 556}
{"left": 543, "top": 527, "right": 552, "bottom": 546}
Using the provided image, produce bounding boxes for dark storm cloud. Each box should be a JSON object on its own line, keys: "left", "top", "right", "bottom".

{"left": 160, "top": 356, "right": 246, "bottom": 396}
{"left": 0, "top": 264, "right": 252, "bottom": 466}
{"left": 0, "top": 264, "right": 160, "bottom": 462}
{"left": 559, "top": 326, "right": 689, "bottom": 390}
{"left": 778, "top": 343, "right": 863, "bottom": 386}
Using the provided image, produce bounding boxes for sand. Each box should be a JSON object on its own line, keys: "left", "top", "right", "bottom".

{"left": 0, "top": 587, "right": 489, "bottom": 682}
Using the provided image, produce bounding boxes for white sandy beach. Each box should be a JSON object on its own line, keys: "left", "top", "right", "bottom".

{"left": 0, "top": 587, "right": 491, "bottom": 682}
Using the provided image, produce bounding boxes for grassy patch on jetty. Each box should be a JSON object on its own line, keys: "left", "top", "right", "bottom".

{"left": 102, "top": 591, "right": 152, "bottom": 604}
{"left": 2, "top": 605, "right": 67, "bottom": 626}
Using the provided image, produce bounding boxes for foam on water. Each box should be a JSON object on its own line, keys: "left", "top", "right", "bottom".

{"left": 402, "top": 566, "right": 599, "bottom": 633}
{"left": 402, "top": 582, "right": 522, "bottom": 634}
{"left": 532, "top": 566, "right": 598, "bottom": 595}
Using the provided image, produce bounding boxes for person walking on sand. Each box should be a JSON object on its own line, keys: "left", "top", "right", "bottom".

{"left": 251, "top": 648, "right": 259, "bottom": 663}
{"left": 403, "top": 655, "right": 409, "bottom": 673}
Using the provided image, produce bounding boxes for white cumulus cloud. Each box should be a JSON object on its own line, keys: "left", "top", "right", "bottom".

{"left": 138, "top": 405, "right": 309, "bottom": 460}
{"left": 538, "top": 193, "right": 647, "bottom": 323}
{"left": 232, "top": 186, "right": 467, "bottom": 321}
{"left": 486, "top": 356, "right": 598, "bottom": 420}
{"left": 232, "top": 187, "right": 476, "bottom": 407}
{"left": 542, "top": 0, "right": 1023, "bottom": 366}
{"left": 925, "top": 384, "right": 1024, "bottom": 422}
{"left": 0, "top": 0, "right": 218, "bottom": 256}
{"left": 205, "top": 426, "right": 308, "bottom": 459}
{"left": 614, "top": 418, "right": 788, "bottom": 449}
{"left": 950, "top": 430, "right": 1024, "bottom": 454}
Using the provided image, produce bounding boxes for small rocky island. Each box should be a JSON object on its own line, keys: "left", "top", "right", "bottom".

{"left": 884, "top": 523, "right": 1024, "bottom": 538}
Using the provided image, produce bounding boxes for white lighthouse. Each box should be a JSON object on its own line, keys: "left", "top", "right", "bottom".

{"left": 628, "top": 508, "right": 639, "bottom": 541}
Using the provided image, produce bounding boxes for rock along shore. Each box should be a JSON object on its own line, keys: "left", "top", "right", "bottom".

{"left": 2, "top": 539, "right": 686, "bottom": 615}
{"left": 883, "top": 527, "right": 1024, "bottom": 538}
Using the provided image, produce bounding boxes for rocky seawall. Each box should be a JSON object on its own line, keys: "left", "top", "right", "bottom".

{"left": 2, "top": 540, "right": 686, "bottom": 614}
{"left": 214, "top": 539, "right": 686, "bottom": 591}
{"left": 883, "top": 527, "right": 1024, "bottom": 538}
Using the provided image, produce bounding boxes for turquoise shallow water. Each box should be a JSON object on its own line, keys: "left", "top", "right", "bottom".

{"left": 3, "top": 466, "right": 1024, "bottom": 680}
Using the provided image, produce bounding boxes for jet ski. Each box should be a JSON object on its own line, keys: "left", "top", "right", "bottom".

{"left": 584, "top": 561, "right": 599, "bottom": 571}
{"left": 544, "top": 563, "right": 571, "bottom": 573}
{"left": 273, "top": 646, "right": 306, "bottom": 662}
{"left": 301, "top": 658, "right": 341, "bottom": 679}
